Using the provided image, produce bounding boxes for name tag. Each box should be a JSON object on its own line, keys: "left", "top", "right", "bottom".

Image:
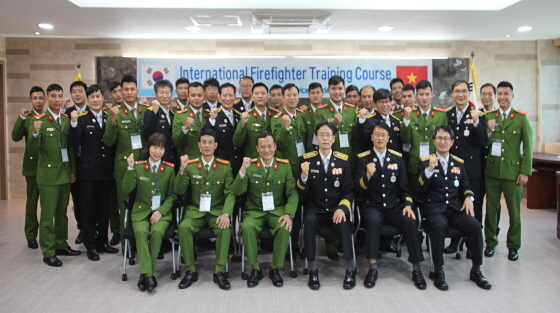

{"left": 193, "top": 175, "right": 203, "bottom": 179}
{"left": 139, "top": 176, "right": 149, "bottom": 181}
{"left": 253, "top": 173, "right": 262, "bottom": 178}
{"left": 60, "top": 147, "right": 69, "bottom": 163}
{"left": 122, "top": 120, "right": 131, "bottom": 124}
{"left": 86, "top": 125, "right": 95, "bottom": 129}
{"left": 130, "top": 133, "right": 142, "bottom": 150}
{"left": 296, "top": 142, "right": 305, "bottom": 157}
{"left": 219, "top": 124, "right": 227, "bottom": 127}
{"left": 151, "top": 193, "right": 161, "bottom": 211}
{"left": 262, "top": 192, "right": 275, "bottom": 211}
{"left": 491, "top": 139, "right": 502, "bottom": 157}
{"left": 252, "top": 123, "right": 261, "bottom": 127}
{"left": 46, "top": 128, "right": 55, "bottom": 131}
{"left": 310, "top": 169, "right": 319, "bottom": 173}
{"left": 339, "top": 132, "right": 350, "bottom": 148}
{"left": 199, "top": 194, "right": 211, "bottom": 212}
{"left": 420, "top": 142, "right": 430, "bottom": 159}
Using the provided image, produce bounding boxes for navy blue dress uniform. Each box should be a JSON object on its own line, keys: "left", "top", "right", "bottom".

{"left": 417, "top": 154, "right": 483, "bottom": 271}
{"left": 205, "top": 108, "right": 244, "bottom": 176}
{"left": 356, "top": 113, "right": 403, "bottom": 153}
{"left": 355, "top": 149, "right": 424, "bottom": 263}
{"left": 143, "top": 107, "right": 177, "bottom": 167}
{"left": 233, "top": 98, "right": 249, "bottom": 113}
{"left": 446, "top": 106, "right": 487, "bottom": 223}
{"left": 203, "top": 100, "right": 221, "bottom": 111}
{"left": 297, "top": 151, "right": 354, "bottom": 263}
{"left": 69, "top": 109, "right": 115, "bottom": 255}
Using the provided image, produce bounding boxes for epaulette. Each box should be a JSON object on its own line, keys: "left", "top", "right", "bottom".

{"left": 296, "top": 108, "right": 304, "bottom": 113}
{"left": 61, "top": 113, "right": 68, "bottom": 117}
{"left": 115, "top": 105, "right": 121, "bottom": 109}
{"left": 273, "top": 112, "right": 283, "bottom": 119}
{"left": 317, "top": 104, "right": 328, "bottom": 109}
{"left": 139, "top": 103, "right": 150, "bottom": 107}
{"left": 216, "top": 158, "right": 230, "bottom": 165}
{"left": 177, "top": 109, "right": 188, "bottom": 114}
{"left": 102, "top": 107, "right": 108, "bottom": 111}
{"left": 303, "top": 151, "right": 318, "bottom": 159}
{"left": 515, "top": 109, "right": 527, "bottom": 115}
{"left": 333, "top": 151, "right": 348, "bottom": 161}
{"left": 366, "top": 113, "right": 376, "bottom": 118}
{"left": 34, "top": 113, "right": 45, "bottom": 120}
{"left": 147, "top": 107, "right": 153, "bottom": 111}
{"left": 486, "top": 109, "right": 497, "bottom": 114}
{"left": 233, "top": 108, "right": 242, "bottom": 115}
{"left": 433, "top": 107, "right": 447, "bottom": 113}
{"left": 388, "top": 149, "right": 402, "bottom": 157}
{"left": 187, "top": 158, "right": 199, "bottom": 164}
{"left": 420, "top": 155, "right": 433, "bottom": 162}
{"left": 217, "top": 107, "right": 223, "bottom": 113}
{"left": 390, "top": 114, "right": 401, "bottom": 121}
{"left": 78, "top": 112, "right": 88, "bottom": 117}
{"left": 234, "top": 99, "right": 241, "bottom": 104}
{"left": 276, "top": 158, "right": 289, "bottom": 164}
{"left": 135, "top": 160, "right": 147, "bottom": 165}
{"left": 451, "top": 154, "right": 464, "bottom": 163}
{"left": 357, "top": 150, "right": 371, "bottom": 158}
{"left": 345, "top": 103, "right": 356, "bottom": 108}
{"left": 251, "top": 158, "right": 258, "bottom": 163}
{"left": 411, "top": 108, "right": 418, "bottom": 111}
{"left": 478, "top": 111, "right": 485, "bottom": 116}
{"left": 163, "top": 161, "right": 175, "bottom": 167}
{"left": 269, "top": 107, "right": 279, "bottom": 113}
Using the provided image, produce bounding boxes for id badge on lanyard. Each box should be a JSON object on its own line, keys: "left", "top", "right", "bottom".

{"left": 200, "top": 194, "right": 211, "bottom": 212}
{"left": 339, "top": 132, "right": 350, "bottom": 148}
{"left": 60, "top": 146, "right": 69, "bottom": 163}
{"left": 296, "top": 142, "right": 305, "bottom": 157}
{"left": 262, "top": 192, "right": 275, "bottom": 211}
{"left": 151, "top": 192, "right": 161, "bottom": 211}
{"left": 420, "top": 142, "right": 430, "bottom": 159}
{"left": 130, "top": 132, "right": 142, "bottom": 150}
{"left": 491, "top": 139, "right": 502, "bottom": 157}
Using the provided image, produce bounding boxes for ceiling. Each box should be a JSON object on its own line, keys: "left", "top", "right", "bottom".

{"left": 0, "top": 0, "right": 559, "bottom": 41}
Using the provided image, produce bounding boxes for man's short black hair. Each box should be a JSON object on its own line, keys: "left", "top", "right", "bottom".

{"left": 359, "top": 85, "right": 375, "bottom": 95}
{"left": 121, "top": 75, "right": 137, "bottom": 86}
{"left": 497, "top": 81, "right": 513, "bottom": 92}
{"left": 154, "top": 79, "right": 174, "bottom": 93}
{"left": 451, "top": 79, "right": 469, "bottom": 91}
{"left": 433, "top": 125, "right": 454, "bottom": 139}
{"left": 402, "top": 84, "right": 415, "bottom": 93}
{"left": 373, "top": 88, "right": 392, "bottom": 102}
{"left": 109, "top": 81, "right": 121, "bottom": 92}
{"left": 46, "top": 83, "right": 63, "bottom": 94}
{"left": 240, "top": 76, "right": 254, "bottom": 84}
{"left": 204, "top": 78, "right": 219, "bottom": 89}
{"left": 189, "top": 82, "right": 203, "bottom": 90}
{"left": 282, "top": 83, "right": 299, "bottom": 95}
{"left": 70, "top": 81, "right": 87, "bottom": 92}
{"left": 308, "top": 82, "right": 322, "bottom": 91}
{"left": 219, "top": 82, "right": 236, "bottom": 94}
{"left": 199, "top": 128, "right": 218, "bottom": 142}
{"left": 372, "top": 121, "right": 391, "bottom": 135}
{"left": 328, "top": 75, "right": 345, "bottom": 87}
{"left": 480, "top": 83, "right": 496, "bottom": 94}
{"left": 346, "top": 85, "right": 359, "bottom": 94}
{"left": 257, "top": 132, "right": 276, "bottom": 144}
{"left": 252, "top": 82, "right": 268, "bottom": 93}
{"left": 176, "top": 77, "right": 190, "bottom": 87}
{"left": 86, "top": 84, "right": 103, "bottom": 97}
{"left": 390, "top": 78, "right": 404, "bottom": 89}
{"left": 314, "top": 121, "right": 337, "bottom": 136}
{"left": 29, "top": 86, "right": 45, "bottom": 97}
{"left": 416, "top": 80, "right": 432, "bottom": 92}
{"left": 270, "top": 84, "right": 282, "bottom": 92}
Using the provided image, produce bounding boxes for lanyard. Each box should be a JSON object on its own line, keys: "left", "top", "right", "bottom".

{"left": 152, "top": 167, "right": 164, "bottom": 192}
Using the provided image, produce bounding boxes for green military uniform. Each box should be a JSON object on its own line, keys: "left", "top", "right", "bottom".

{"left": 233, "top": 158, "right": 298, "bottom": 268}
{"left": 232, "top": 107, "right": 277, "bottom": 159}
{"left": 172, "top": 106, "right": 208, "bottom": 158}
{"left": 28, "top": 111, "right": 76, "bottom": 257}
{"left": 12, "top": 111, "right": 40, "bottom": 242}
{"left": 104, "top": 102, "right": 150, "bottom": 238}
{"left": 313, "top": 100, "right": 358, "bottom": 171}
{"left": 123, "top": 160, "right": 177, "bottom": 275}
{"left": 301, "top": 106, "right": 321, "bottom": 152}
{"left": 175, "top": 157, "right": 235, "bottom": 272}
{"left": 271, "top": 108, "right": 306, "bottom": 180}
{"left": 484, "top": 108, "right": 533, "bottom": 250}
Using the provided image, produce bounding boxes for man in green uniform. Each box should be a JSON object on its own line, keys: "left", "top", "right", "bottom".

{"left": 401, "top": 80, "right": 448, "bottom": 196}
{"left": 12, "top": 86, "right": 45, "bottom": 249}
{"left": 302, "top": 82, "right": 324, "bottom": 152}
{"left": 104, "top": 75, "right": 150, "bottom": 242}
{"left": 175, "top": 129, "right": 235, "bottom": 290}
{"left": 233, "top": 83, "right": 277, "bottom": 159}
{"left": 174, "top": 77, "right": 190, "bottom": 112}
{"left": 314, "top": 75, "right": 357, "bottom": 170}
{"left": 233, "top": 133, "right": 298, "bottom": 288}
{"left": 29, "top": 83, "right": 80, "bottom": 267}
{"left": 484, "top": 81, "right": 533, "bottom": 261}
{"left": 172, "top": 82, "right": 208, "bottom": 159}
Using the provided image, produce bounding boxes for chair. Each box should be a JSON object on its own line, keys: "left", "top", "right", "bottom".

{"left": 354, "top": 201, "right": 404, "bottom": 258}
{"left": 121, "top": 196, "right": 180, "bottom": 282}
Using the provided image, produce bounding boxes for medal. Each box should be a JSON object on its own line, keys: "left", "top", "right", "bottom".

{"left": 390, "top": 174, "right": 396, "bottom": 183}
{"left": 386, "top": 157, "right": 390, "bottom": 162}
{"left": 334, "top": 180, "right": 340, "bottom": 187}
{"left": 373, "top": 158, "right": 377, "bottom": 162}
{"left": 317, "top": 161, "right": 321, "bottom": 165}
{"left": 454, "top": 179, "right": 459, "bottom": 187}
{"left": 464, "top": 129, "right": 470, "bottom": 137}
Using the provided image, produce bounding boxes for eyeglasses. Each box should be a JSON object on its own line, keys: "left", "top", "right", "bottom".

{"left": 480, "top": 92, "right": 495, "bottom": 97}
{"left": 316, "top": 134, "right": 333, "bottom": 138}
{"left": 200, "top": 141, "right": 215, "bottom": 145}
{"left": 157, "top": 91, "right": 172, "bottom": 96}
{"left": 240, "top": 85, "right": 253, "bottom": 89}
{"left": 452, "top": 90, "right": 469, "bottom": 94}
{"left": 434, "top": 136, "right": 452, "bottom": 142}
{"left": 372, "top": 133, "right": 388, "bottom": 138}
{"left": 376, "top": 100, "right": 391, "bottom": 105}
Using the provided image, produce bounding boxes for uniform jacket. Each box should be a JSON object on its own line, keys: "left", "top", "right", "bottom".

{"left": 172, "top": 105, "right": 208, "bottom": 158}
{"left": 271, "top": 107, "right": 307, "bottom": 178}
{"left": 232, "top": 107, "right": 276, "bottom": 159}
{"left": 356, "top": 112, "right": 403, "bottom": 153}
{"left": 143, "top": 106, "right": 177, "bottom": 165}
{"left": 11, "top": 112, "right": 39, "bottom": 176}
{"left": 302, "top": 106, "right": 321, "bottom": 152}
{"left": 313, "top": 100, "right": 358, "bottom": 163}
{"left": 205, "top": 108, "right": 244, "bottom": 174}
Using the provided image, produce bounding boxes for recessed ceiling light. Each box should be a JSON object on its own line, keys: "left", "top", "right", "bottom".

{"left": 185, "top": 26, "right": 201, "bottom": 32}
{"left": 506, "top": 34, "right": 511, "bottom": 37}
{"left": 35, "top": 32, "right": 40, "bottom": 35}
{"left": 38, "top": 23, "right": 53, "bottom": 29}
{"left": 378, "top": 26, "right": 394, "bottom": 32}
{"left": 316, "top": 24, "right": 332, "bottom": 34}
{"left": 518, "top": 26, "right": 532, "bottom": 32}
{"left": 128, "top": 33, "right": 134, "bottom": 36}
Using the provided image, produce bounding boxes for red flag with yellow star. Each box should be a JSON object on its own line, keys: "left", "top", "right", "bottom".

{"left": 396, "top": 66, "right": 428, "bottom": 88}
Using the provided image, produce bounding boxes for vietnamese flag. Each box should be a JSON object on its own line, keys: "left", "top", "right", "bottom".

{"left": 396, "top": 66, "right": 428, "bottom": 88}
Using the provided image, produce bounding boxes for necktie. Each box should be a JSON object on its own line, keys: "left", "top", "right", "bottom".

{"left": 384, "top": 116, "right": 390, "bottom": 127}
{"left": 98, "top": 114, "right": 103, "bottom": 128}
{"left": 261, "top": 113, "right": 266, "bottom": 123}
{"left": 338, "top": 108, "right": 342, "bottom": 114}
{"left": 323, "top": 157, "right": 329, "bottom": 173}
{"left": 56, "top": 117, "right": 60, "bottom": 125}
{"left": 227, "top": 112, "right": 234, "bottom": 126}
{"left": 441, "top": 159, "right": 447, "bottom": 175}
{"left": 379, "top": 154, "right": 384, "bottom": 167}
{"left": 152, "top": 164, "right": 157, "bottom": 175}
{"left": 457, "top": 110, "right": 462, "bottom": 122}
{"left": 502, "top": 113, "right": 507, "bottom": 122}
{"left": 423, "top": 113, "right": 428, "bottom": 122}
{"left": 264, "top": 166, "right": 269, "bottom": 174}
{"left": 205, "top": 164, "right": 209, "bottom": 172}
{"left": 130, "top": 107, "right": 136, "bottom": 121}
{"left": 196, "top": 111, "right": 201, "bottom": 123}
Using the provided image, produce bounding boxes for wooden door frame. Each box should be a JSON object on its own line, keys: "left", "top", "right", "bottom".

{"left": 0, "top": 60, "right": 7, "bottom": 200}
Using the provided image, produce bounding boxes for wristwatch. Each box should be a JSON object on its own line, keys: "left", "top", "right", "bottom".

{"left": 287, "top": 213, "right": 294, "bottom": 219}
{"left": 469, "top": 196, "right": 475, "bottom": 202}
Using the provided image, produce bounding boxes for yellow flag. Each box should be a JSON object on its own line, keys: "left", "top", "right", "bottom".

{"left": 74, "top": 69, "right": 83, "bottom": 82}
{"left": 470, "top": 59, "right": 478, "bottom": 105}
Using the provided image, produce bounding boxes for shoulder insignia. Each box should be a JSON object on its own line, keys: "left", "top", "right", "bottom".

{"left": 78, "top": 112, "right": 88, "bottom": 117}
{"left": 303, "top": 151, "right": 318, "bottom": 159}
{"left": 390, "top": 114, "right": 401, "bottom": 121}
{"left": 216, "top": 158, "right": 230, "bottom": 165}
{"left": 134, "top": 160, "right": 147, "bottom": 165}
{"left": 246, "top": 108, "right": 253, "bottom": 114}
{"left": 61, "top": 113, "right": 68, "bottom": 117}
{"left": 147, "top": 106, "right": 153, "bottom": 111}
{"left": 163, "top": 161, "right": 175, "bottom": 167}
{"left": 234, "top": 99, "right": 241, "bottom": 104}
{"left": 296, "top": 108, "right": 304, "bottom": 113}
{"left": 251, "top": 158, "right": 258, "bottom": 163}
{"left": 276, "top": 158, "right": 289, "bottom": 164}
{"left": 478, "top": 111, "right": 485, "bottom": 116}
{"left": 102, "top": 107, "right": 108, "bottom": 111}
{"left": 515, "top": 109, "right": 527, "bottom": 115}
{"left": 187, "top": 158, "right": 199, "bottom": 164}
{"left": 411, "top": 108, "right": 418, "bottom": 111}
{"left": 232, "top": 108, "right": 242, "bottom": 115}
{"left": 420, "top": 156, "right": 431, "bottom": 162}
{"left": 269, "top": 107, "right": 279, "bottom": 113}
{"left": 317, "top": 104, "right": 328, "bottom": 109}
{"left": 177, "top": 109, "right": 188, "bottom": 114}
{"left": 485, "top": 109, "right": 497, "bottom": 114}
{"left": 139, "top": 103, "right": 150, "bottom": 107}
{"left": 345, "top": 103, "right": 355, "bottom": 108}
{"left": 433, "top": 107, "right": 446, "bottom": 113}
{"left": 366, "top": 113, "right": 377, "bottom": 119}
{"left": 357, "top": 150, "right": 372, "bottom": 158}
{"left": 451, "top": 154, "right": 464, "bottom": 163}
{"left": 388, "top": 149, "right": 402, "bottom": 157}
{"left": 34, "top": 113, "right": 45, "bottom": 120}
{"left": 115, "top": 105, "right": 121, "bottom": 109}
{"left": 333, "top": 151, "right": 348, "bottom": 161}
{"left": 273, "top": 112, "right": 283, "bottom": 119}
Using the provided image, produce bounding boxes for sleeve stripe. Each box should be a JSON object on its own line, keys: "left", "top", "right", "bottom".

{"left": 359, "top": 177, "right": 368, "bottom": 189}
{"left": 419, "top": 176, "right": 424, "bottom": 186}
{"left": 339, "top": 199, "right": 351, "bottom": 209}
{"left": 406, "top": 197, "right": 413, "bottom": 203}
{"left": 297, "top": 180, "right": 306, "bottom": 190}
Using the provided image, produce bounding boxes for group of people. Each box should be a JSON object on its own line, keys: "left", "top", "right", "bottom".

{"left": 12, "top": 72, "right": 532, "bottom": 293}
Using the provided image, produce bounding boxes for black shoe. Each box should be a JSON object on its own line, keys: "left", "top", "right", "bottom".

{"left": 27, "top": 239, "right": 38, "bottom": 249}
{"left": 466, "top": 249, "right": 472, "bottom": 259}
{"left": 55, "top": 247, "right": 81, "bottom": 256}
{"left": 443, "top": 238, "right": 460, "bottom": 254}
{"left": 508, "top": 248, "right": 519, "bottom": 261}
{"left": 484, "top": 246, "right": 496, "bottom": 257}
{"left": 470, "top": 270, "right": 492, "bottom": 289}
{"left": 109, "top": 232, "right": 120, "bottom": 246}
{"left": 381, "top": 243, "right": 399, "bottom": 254}
{"left": 363, "top": 269, "right": 378, "bottom": 289}
{"left": 178, "top": 271, "right": 198, "bottom": 289}
{"left": 43, "top": 256, "right": 63, "bottom": 267}
{"left": 75, "top": 231, "right": 83, "bottom": 244}
{"left": 98, "top": 243, "right": 119, "bottom": 254}
{"left": 146, "top": 275, "right": 157, "bottom": 293}
{"left": 87, "top": 249, "right": 100, "bottom": 261}
{"left": 308, "top": 269, "right": 320, "bottom": 290}
{"left": 326, "top": 251, "right": 340, "bottom": 261}
{"left": 269, "top": 268, "right": 283, "bottom": 287}
{"left": 247, "top": 269, "right": 263, "bottom": 288}
{"left": 343, "top": 270, "right": 356, "bottom": 290}
{"left": 213, "top": 272, "right": 231, "bottom": 290}
{"left": 137, "top": 274, "right": 146, "bottom": 291}
{"left": 432, "top": 270, "right": 449, "bottom": 290}
{"left": 158, "top": 251, "right": 164, "bottom": 260}
{"left": 412, "top": 270, "right": 427, "bottom": 290}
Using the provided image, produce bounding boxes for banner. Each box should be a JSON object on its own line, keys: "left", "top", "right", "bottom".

{"left": 137, "top": 57, "right": 432, "bottom": 97}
